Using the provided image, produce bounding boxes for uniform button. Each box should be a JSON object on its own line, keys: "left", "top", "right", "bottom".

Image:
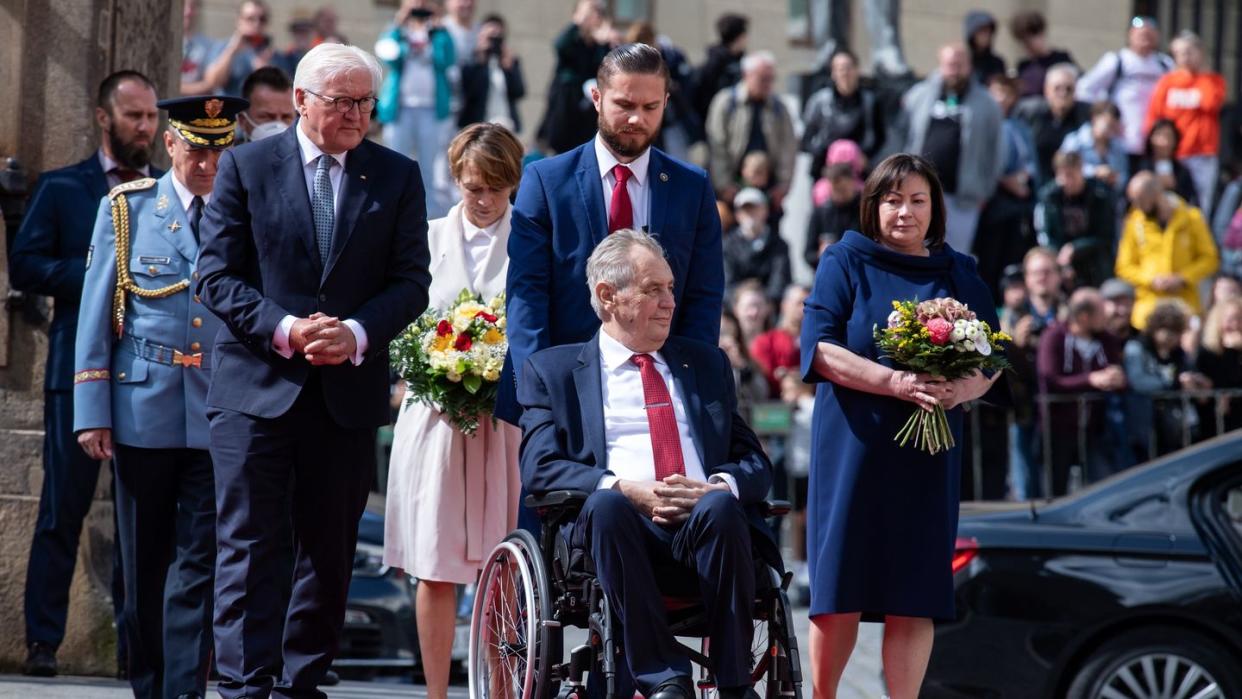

{"left": 147, "top": 265, "right": 158, "bottom": 274}
{"left": 319, "top": 293, "right": 327, "bottom": 302}
{"left": 117, "top": 372, "right": 127, "bottom": 380}
{"left": 190, "top": 342, "right": 201, "bottom": 351}
{"left": 192, "top": 317, "right": 203, "bottom": 328}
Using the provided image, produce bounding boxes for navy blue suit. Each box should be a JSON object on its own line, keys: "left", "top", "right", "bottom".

{"left": 496, "top": 141, "right": 724, "bottom": 426}
{"left": 8, "top": 154, "right": 159, "bottom": 656}
{"left": 518, "top": 333, "right": 776, "bottom": 693}
{"left": 197, "top": 126, "right": 431, "bottom": 698}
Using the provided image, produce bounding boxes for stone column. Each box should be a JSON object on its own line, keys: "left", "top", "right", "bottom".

{"left": 0, "top": 0, "right": 181, "bottom": 675}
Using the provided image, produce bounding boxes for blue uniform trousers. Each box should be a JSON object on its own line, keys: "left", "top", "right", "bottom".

{"left": 572, "top": 489, "right": 756, "bottom": 695}
{"left": 113, "top": 444, "right": 215, "bottom": 699}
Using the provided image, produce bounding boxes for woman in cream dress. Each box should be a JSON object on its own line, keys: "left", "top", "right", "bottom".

{"left": 384, "top": 123, "right": 524, "bottom": 699}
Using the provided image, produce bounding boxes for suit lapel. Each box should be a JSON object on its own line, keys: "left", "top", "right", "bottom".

{"left": 274, "top": 129, "right": 319, "bottom": 265}
{"left": 646, "top": 149, "right": 671, "bottom": 237}
{"left": 323, "top": 140, "right": 372, "bottom": 282}
{"left": 572, "top": 336, "right": 608, "bottom": 470}
{"left": 81, "top": 156, "right": 109, "bottom": 201}
{"left": 150, "top": 175, "right": 199, "bottom": 263}
{"left": 575, "top": 145, "right": 608, "bottom": 245}
{"left": 661, "top": 340, "right": 707, "bottom": 467}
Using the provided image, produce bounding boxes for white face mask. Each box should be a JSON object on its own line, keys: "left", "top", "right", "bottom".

{"left": 248, "top": 119, "right": 289, "bottom": 141}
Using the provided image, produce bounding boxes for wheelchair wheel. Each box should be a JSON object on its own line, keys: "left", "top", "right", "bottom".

{"left": 469, "top": 529, "right": 553, "bottom": 698}
{"left": 699, "top": 587, "right": 802, "bottom": 698}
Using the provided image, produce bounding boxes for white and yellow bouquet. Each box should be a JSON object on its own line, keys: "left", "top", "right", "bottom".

{"left": 389, "top": 289, "right": 507, "bottom": 436}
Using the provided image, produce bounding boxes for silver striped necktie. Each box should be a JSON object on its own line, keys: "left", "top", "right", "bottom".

{"left": 312, "top": 154, "right": 335, "bottom": 264}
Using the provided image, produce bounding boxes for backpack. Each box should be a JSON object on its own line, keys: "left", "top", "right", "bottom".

{"left": 1104, "top": 50, "right": 1174, "bottom": 98}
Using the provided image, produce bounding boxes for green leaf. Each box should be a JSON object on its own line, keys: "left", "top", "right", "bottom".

{"left": 463, "top": 373, "right": 482, "bottom": 394}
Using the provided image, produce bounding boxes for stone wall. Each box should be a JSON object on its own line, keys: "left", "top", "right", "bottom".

{"left": 0, "top": 0, "right": 181, "bottom": 675}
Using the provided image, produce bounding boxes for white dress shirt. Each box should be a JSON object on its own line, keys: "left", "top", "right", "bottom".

{"left": 461, "top": 215, "right": 500, "bottom": 281}
{"left": 98, "top": 150, "right": 151, "bottom": 189}
{"left": 271, "top": 122, "right": 368, "bottom": 364}
{"left": 595, "top": 134, "right": 651, "bottom": 232}
{"left": 168, "top": 172, "right": 211, "bottom": 213}
{"left": 595, "top": 328, "right": 737, "bottom": 498}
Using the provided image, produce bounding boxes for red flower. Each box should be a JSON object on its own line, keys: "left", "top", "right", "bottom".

{"left": 474, "top": 310, "right": 498, "bottom": 323}
{"left": 436, "top": 320, "right": 453, "bottom": 336}
{"left": 454, "top": 333, "right": 473, "bottom": 351}
{"left": 926, "top": 317, "right": 952, "bottom": 345}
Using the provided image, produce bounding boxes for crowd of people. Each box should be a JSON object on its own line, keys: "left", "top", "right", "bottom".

{"left": 8, "top": 1, "right": 1242, "bottom": 698}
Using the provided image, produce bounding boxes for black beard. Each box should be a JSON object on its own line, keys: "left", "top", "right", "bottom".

{"left": 597, "top": 119, "right": 655, "bottom": 159}
{"left": 108, "top": 127, "right": 151, "bottom": 170}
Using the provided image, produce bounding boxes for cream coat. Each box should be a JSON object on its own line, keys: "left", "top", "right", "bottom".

{"left": 383, "top": 201, "right": 521, "bottom": 582}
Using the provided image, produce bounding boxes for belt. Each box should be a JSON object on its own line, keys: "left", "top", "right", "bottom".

{"left": 127, "top": 335, "right": 208, "bottom": 369}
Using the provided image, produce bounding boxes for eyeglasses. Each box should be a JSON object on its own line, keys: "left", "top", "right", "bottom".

{"left": 305, "top": 89, "right": 377, "bottom": 115}
{"left": 1051, "top": 84, "right": 1074, "bottom": 94}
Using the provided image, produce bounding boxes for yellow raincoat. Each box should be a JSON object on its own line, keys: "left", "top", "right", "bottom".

{"left": 1115, "top": 196, "right": 1219, "bottom": 329}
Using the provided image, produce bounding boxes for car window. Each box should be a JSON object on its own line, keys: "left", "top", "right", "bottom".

{"left": 1225, "top": 486, "right": 1242, "bottom": 539}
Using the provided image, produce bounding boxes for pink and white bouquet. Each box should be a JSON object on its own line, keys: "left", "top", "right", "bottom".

{"left": 874, "top": 297, "right": 1010, "bottom": 454}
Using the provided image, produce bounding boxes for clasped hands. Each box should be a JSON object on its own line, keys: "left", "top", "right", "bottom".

{"left": 617, "top": 474, "right": 732, "bottom": 526}
{"left": 889, "top": 369, "right": 995, "bottom": 412}
{"left": 290, "top": 312, "right": 356, "bottom": 366}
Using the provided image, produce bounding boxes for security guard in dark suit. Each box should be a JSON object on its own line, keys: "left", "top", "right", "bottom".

{"left": 73, "top": 95, "right": 246, "bottom": 699}
{"left": 8, "top": 70, "right": 160, "bottom": 678}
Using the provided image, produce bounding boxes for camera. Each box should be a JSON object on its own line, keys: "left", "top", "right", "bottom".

{"left": 407, "top": 7, "right": 433, "bottom": 21}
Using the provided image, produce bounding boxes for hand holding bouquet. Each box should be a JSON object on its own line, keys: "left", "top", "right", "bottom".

{"left": 874, "top": 298, "right": 1010, "bottom": 454}
{"left": 390, "top": 289, "right": 506, "bottom": 436}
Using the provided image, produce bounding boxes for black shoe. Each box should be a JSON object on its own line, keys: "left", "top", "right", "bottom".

{"left": 321, "top": 669, "right": 340, "bottom": 686}
{"left": 649, "top": 676, "right": 694, "bottom": 699}
{"left": 717, "top": 687, "right": 761, "bottom": 699}
{"left": 23, "top": 642, "right": 58, "bottom": 677}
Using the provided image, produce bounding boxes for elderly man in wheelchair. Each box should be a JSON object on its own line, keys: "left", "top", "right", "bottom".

{"left": 469, "top": 230, "right": 801, "bottom": 699}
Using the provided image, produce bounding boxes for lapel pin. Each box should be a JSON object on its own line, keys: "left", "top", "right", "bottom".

{"left": 659, "top": 172, "right": 669, "bottom": 182}
{"left": 360, "top": 174, "right": 367, "bottom": 180}
{"left": 168, "top": 221, "right": 182, "bottom": 233}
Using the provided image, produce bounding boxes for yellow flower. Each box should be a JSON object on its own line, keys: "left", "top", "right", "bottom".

{"left": 431, "top": 334, "right": 452, "bottom": 352}
{"left": 482, "top": 328, "right": 504, "bottom": 345}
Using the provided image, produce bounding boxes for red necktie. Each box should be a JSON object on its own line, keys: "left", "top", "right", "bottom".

{"left": 111, "top": 167, "right": 141, "bottom": 183}
{"left": 631, "top": 353, "right": 686, "bottom": 480}
{"left": 608, "top": 164, "right": 633, "bottom": 233}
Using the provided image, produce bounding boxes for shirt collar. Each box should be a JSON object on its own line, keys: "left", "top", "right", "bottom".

{"left": 594, "top": 133, "right": 650, "bottom": 186}
{"left": 296, "top": 120, "right": 348, "bottom": 170}
{"left": 460, "top": 205, "right": 508, "bottom": 242}
{"left": 98, "top": 149, "right": 151, "bottom": 178}
{"left": 599, "top": 326, "right": 666, "bottom": 373}
{"left": 168, "top": 172, "right": 211, "bottom": 211}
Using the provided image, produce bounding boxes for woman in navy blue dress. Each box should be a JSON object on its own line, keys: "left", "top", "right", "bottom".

{"left": 799, "top": 154, "right": 1003, "bottom": 698}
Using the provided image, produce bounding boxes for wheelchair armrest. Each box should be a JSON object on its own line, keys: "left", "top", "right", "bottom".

{"left": 524, "top": 490, "right": 591, "bottom": 513}
{"left": 761, "top": 499, "right": 792, "bottom": 518}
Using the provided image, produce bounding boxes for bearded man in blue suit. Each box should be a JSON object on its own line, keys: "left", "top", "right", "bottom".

{"left": 497, "top": 42, "right": 724, "bottom": 428}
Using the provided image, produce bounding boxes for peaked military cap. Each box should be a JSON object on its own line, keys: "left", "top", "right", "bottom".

{"left": 158, "top": 95, "right": 250, "bottom": 149}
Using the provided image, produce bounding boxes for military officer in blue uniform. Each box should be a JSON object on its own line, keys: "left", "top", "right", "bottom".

{"left": 9, "top": 69, "right": 161, "bottom": 678}
{"left": 73, "top": 94, "right": 247, "bottom": 699}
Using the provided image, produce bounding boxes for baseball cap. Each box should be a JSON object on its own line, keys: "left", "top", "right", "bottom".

{"left": 1100, "top": 278, "right": 1136, "bottom": 299}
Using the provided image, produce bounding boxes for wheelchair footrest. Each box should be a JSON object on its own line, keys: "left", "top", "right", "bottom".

{"left": 568, "top": 643, "right": 592, "bottom": 681}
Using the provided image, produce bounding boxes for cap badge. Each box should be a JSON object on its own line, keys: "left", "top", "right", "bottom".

{"left": 204, "top": 99, "right": 223, "bottom": 118}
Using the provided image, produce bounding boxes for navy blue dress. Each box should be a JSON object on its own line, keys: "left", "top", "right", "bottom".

{"left": 799, "top": 231, "right": 1001, "bottom": 621}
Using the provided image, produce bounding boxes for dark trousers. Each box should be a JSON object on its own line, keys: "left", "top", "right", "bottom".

{"left": 25, "top": 391, "right": 124, "bottom": 654}
{"left": 113, "top": 444, "right": 215, "bottom": 699}
{"left": 573, "top": 489, "right": 756, "bottom": 694}
{"left": 209, "top": 380, "right": 374, "bottom": 699}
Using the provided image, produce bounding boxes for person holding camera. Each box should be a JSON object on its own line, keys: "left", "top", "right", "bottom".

{"left": 376, "top": 0, "right": 457, "bottom": 218}
{"left": 203, "top": 0, "right": 277, "bottom": 97}
{"left": 457, "top": 13, "right": 525, "bottom": 132}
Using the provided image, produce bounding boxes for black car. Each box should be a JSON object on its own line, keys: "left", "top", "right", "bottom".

{"left": 925, "top": 431, "right": 1242, "bottom": 699}
{"left": 336, "top": 503, "right": 475, "bottom": 681}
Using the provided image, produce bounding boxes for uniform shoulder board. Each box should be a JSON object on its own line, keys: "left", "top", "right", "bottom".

{"left": 108, "top": 177, "right": 157, "bottom": 199}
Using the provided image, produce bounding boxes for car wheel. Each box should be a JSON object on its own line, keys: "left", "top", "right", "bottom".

{"left": 1066, "top": 626, "right": 1242, "bottom": 699}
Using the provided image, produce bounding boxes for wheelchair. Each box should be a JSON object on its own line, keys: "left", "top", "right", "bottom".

{"left": 468, "top": 490, "right": 803, "bottom": 698}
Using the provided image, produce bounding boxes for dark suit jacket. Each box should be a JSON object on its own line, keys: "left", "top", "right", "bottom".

{"left": 458, "top": 55, "right": 526, "bottom": 132}
{"left": 497, "top": 141, "right": 724, "bottom": 425}
{"left": 8, "top": 155, "right": 162, "bottom": 391}
{"left": 196, "top": 126, "right": 432, "bottom": 428}
{"left": 517, "top": 332, "right": 778, "bottom": 563}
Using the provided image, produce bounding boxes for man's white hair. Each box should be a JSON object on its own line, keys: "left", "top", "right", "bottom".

{"left": 741, "top": 50, "right": 777, "bottom": 74}
{"left": 1045, "top": 62, "right": 1079, "bottom": 85}
{"left": 585, "top": 229, "right": 667, "bottom": 317}
{"left": 293, "top": 43, "right": 382, "bottom": 103}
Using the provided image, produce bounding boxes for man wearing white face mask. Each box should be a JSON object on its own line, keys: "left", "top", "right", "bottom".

{"left": 237, "top": 66, "right": 296, "bottom": 143}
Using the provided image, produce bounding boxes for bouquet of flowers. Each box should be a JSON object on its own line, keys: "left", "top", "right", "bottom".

{"left": 874, "top": 297, "right": 1011, "bottom": 454}
{"left": 389, "top": 289, "right": 507, "bottom": 436}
